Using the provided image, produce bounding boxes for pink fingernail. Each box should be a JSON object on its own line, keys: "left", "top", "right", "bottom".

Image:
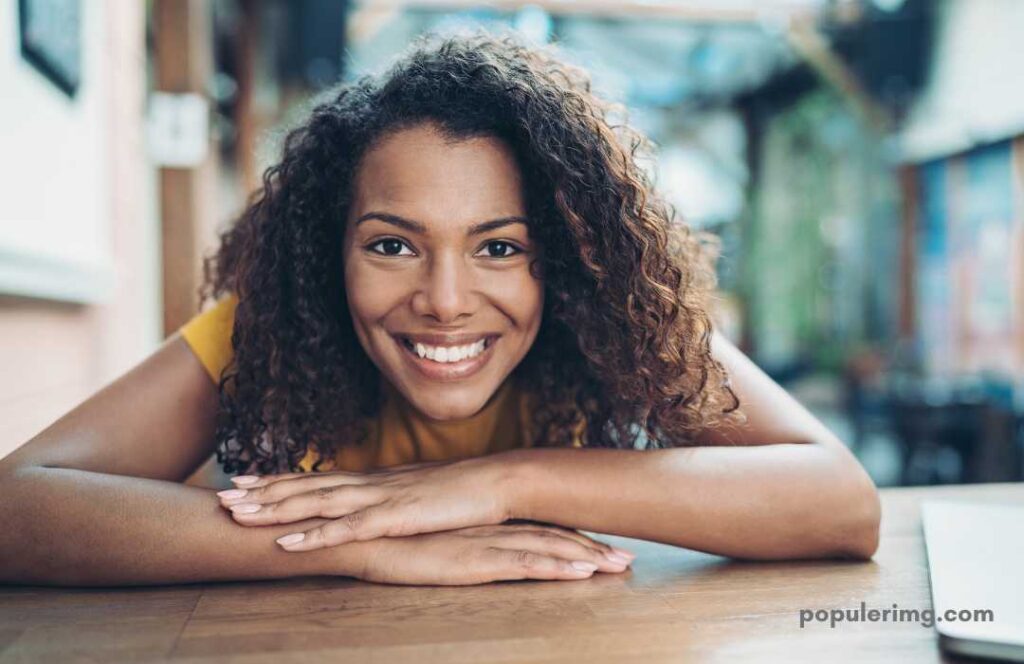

{"left": 217, "top": 489, "right": 248, "bottom": 499}
{"left": 232, "top": 475, "right": 260, "bottom": 485}
{"left": 229, "top": 503, "right": 261, "bottom": 514}
{"left": 276, "top": 533, "right": 305, "bottom": 547}
{"left": 571, "top": 561, "right": 598, "bottom": 572}
{"left": 611, "top": 547, "right": 636, "bottom": 560}
{"left": 605, "top": 552, "right": 631, "bottom": 565}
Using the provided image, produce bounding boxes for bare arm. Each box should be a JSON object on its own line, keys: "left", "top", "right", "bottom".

{"left": 502, "top": 331, "right": 881, "bottom": 560}
{"left": 0, "top": 335, "right": 367, "bottom": 586}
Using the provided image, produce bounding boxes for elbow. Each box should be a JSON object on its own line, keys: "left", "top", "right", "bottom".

{"left": 796, "top": 441, "right": 882, "bottom": 561}
{"left": 844, "top": 498, "right": 880, "bottom": 561}
{"left": 834, "top": 469, "right": 881, "bottom": 560}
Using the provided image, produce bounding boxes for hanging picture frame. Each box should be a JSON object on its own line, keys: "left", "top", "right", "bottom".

{"left": 18, "top": 0, "right": 81, "bottom": 98}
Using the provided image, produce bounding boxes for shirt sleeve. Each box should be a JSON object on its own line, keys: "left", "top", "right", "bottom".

{"left": 178, "top": 293, "right": 239, "bottom": 384}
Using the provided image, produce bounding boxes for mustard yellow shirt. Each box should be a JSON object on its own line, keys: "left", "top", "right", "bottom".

{"left": 177, "top": 294, "right": 581, "bottom": 472}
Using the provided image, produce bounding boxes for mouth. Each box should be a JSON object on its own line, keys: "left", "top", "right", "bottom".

{"left": 391, "top": 333, "right": 499, "bottom": 382}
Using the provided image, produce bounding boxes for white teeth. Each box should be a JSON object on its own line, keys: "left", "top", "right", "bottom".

{"left": 407, "top": 338, "right": 487, "bottom": 363}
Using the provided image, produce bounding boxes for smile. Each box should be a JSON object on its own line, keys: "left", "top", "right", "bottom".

{"left": 409, "top": 338, "right": 486, "bottom": 363}
{"left": 392, "top": 334, "right": 498, "bottom": 381}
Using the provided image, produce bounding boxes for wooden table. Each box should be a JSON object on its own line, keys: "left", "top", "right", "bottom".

{"left": 2, "top": 483, "right": 1020, "bottom": 663}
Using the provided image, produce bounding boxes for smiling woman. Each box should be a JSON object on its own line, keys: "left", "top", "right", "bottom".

{"left": 195, "top": 30, "right": 742, "bottom": 478}
{"left": 0, "top": 29, "right": 880, "bottom": 589}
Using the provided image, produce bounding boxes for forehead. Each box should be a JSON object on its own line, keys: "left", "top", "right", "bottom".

{"left": 349, "top": 124, "right": 526, "bottom": 225}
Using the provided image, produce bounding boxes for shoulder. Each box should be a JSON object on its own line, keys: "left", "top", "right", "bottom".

{"left": 178, "top": 293, "right": 239, "bottom": 384}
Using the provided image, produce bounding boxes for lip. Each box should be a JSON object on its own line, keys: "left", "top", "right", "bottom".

{"left": 395, "top": 331, "right": 499, "bottom": 346}
{"left": 391, "top": 333, "right": 498, "bottom": 382}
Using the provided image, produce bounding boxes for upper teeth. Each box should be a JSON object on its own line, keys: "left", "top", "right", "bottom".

{"left": 413, "top": 339, "right": 487, "bottom": 363}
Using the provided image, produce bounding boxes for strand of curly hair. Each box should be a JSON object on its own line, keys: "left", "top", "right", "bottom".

{"left": 198, "top": 29, "right": 743, "bottom": 475}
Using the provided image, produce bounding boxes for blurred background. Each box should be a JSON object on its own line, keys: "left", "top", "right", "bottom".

{"left": 1, "top": 0, "right": 1022, "bottom": 488}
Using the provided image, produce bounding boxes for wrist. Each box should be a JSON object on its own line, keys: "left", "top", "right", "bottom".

{"left": 308, "top": 538, "right": 378, "bottom": 579}
{"left": 488, "top": 448, "right": 538, "bottom": 522}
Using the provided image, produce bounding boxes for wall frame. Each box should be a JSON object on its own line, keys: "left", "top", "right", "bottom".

{"left": 18, "top": 0, "right": 81, "bottom": 98}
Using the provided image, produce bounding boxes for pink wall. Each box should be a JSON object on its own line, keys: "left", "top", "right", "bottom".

{"left": 0, "top": 1, "right": 158, "bottom": 463}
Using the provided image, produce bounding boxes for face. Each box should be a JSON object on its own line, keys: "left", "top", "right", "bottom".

{"left": 342, "top": 123, "right": 544, "bottom": 420}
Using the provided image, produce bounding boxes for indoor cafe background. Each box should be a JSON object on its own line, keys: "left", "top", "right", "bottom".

{"left": 1, "top": 0, "right": 1022, "bottom": 489}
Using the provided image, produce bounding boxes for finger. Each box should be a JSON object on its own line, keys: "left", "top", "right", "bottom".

{"left": 230, "top": 469, "right": 366, "bottom": 489}
{"left": 489, "top": 531, "right": 630, "bottom": 573}
{"left": 482, "top": 547, "right": 600, "bottom": 581}
{"left": 460, "top": 524, "right": 618, "bottom": 557}
{"left": 373, "top": 459, "right": 447, "bottom": 472}
{"left": 499, "top": 523, "right": 621, "bottom": 558}
{"left": 228, "top": 485, "right": 380, "bottom": 526}
{"left": 275, "top": 504, "right": 394, "bottom": 551}
{"left": 229, "top": 473, "right": 298, "bottom": 488}
{"left": 524, "top": 525, "right": 637, "bottom": 561}
{"left": 218, "top": 474, "right": 368, "bottom": 506}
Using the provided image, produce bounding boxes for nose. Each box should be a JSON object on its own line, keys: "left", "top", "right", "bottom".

{"left": 410, "top": 251, "right": 477, "bottom": 323}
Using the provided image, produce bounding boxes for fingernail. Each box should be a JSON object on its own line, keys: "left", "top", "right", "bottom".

{"left": 217, "top": 489, "right": 248, "bottom": 499}
{"left": 605, "top": 551, "right": 631, "bottom": 565}
{"left": 276, "top": 533, "right": 305, "bottom": 547}
{"left": 611, "top": 547, "right": 636, "bottom": 560}
{"left": 232, "top": 475, "right": 260, "bottom": 485}
{"left": 229, "top": 503, "right": 261, "bottom": 514}
{"left": 571, "top": 561, "right": 598, "bottom": 572}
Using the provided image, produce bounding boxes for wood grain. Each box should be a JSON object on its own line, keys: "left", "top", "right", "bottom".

{"left": 2, "top": 483, "right": 1020, "bottom": 663}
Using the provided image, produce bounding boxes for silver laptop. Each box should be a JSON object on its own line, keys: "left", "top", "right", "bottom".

{"left": 922, "top": 500, "right": 1024, "bottom": 661}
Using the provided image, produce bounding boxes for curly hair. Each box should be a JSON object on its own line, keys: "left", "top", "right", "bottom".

{"left": 199, "top": 29, "right": 742, "bottom": 475}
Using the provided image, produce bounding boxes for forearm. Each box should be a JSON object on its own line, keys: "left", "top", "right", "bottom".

{"left": 501, "top": 443, "right": 880, "bottom": 560}
{"left": 0, "top": 466, "right": 372, "bottom": 586}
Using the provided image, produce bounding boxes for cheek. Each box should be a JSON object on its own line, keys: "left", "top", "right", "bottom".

{"left": 344, "top": 260, "right": 402, "bottom": 323}
{"left": 494, "top": 268, "right": 544, "bottom": 330}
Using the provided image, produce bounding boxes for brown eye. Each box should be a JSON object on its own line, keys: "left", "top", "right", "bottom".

{"left": 478, "top": 240, "right": 522, "bottom": 258}
{"left": 368, "top": 238, "right": 414, "bottom": 256}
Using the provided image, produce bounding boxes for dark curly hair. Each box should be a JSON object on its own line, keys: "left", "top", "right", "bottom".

{"left": 199, "top": 29, "right": 743, "bottom": 475}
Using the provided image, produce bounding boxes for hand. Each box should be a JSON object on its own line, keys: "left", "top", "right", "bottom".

{"left": 217, "top": 456, "right": 516, "bottom": 551}
{"left": 348, "top": 522, "right": 636, "bottom": 586}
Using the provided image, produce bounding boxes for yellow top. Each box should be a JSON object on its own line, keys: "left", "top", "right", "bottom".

{"left": 177, "top": 293, "right": 581, "bottom": 472}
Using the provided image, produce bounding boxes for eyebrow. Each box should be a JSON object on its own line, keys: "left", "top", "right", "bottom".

{"left": 355, "top": 212, "right": 529, "bottom": 236}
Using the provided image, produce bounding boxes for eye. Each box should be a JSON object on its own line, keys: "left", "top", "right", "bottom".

{"left": 476, "top": 240, "right": 523, "bottom": 258}
{"left": 367, "top": 238, "right": 415, "bottom": 256}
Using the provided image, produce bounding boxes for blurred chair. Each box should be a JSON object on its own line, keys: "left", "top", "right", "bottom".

{"left": 885, "top": 375, "right": 1022, "bottom": 485}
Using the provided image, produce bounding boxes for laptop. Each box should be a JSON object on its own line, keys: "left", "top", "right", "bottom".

{"left": 922, "top": 500, "right": 1024, "bottom": 662}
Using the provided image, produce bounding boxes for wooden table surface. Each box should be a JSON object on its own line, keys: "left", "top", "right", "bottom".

{"left": 2, "top": 483, "right": 1020, "bottom": 663}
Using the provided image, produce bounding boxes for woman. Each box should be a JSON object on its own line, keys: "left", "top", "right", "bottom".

{"left": 0, "top": 32, "right": 880, "bottom": 588}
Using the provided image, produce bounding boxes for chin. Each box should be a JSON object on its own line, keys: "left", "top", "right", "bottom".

{"left": 402, "top": 382, "right": 497, "bottom": 421}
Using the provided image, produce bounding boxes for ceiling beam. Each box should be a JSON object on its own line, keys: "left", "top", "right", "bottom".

{"left": 784, "top": 16, "right": 891, "bottom": 131}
